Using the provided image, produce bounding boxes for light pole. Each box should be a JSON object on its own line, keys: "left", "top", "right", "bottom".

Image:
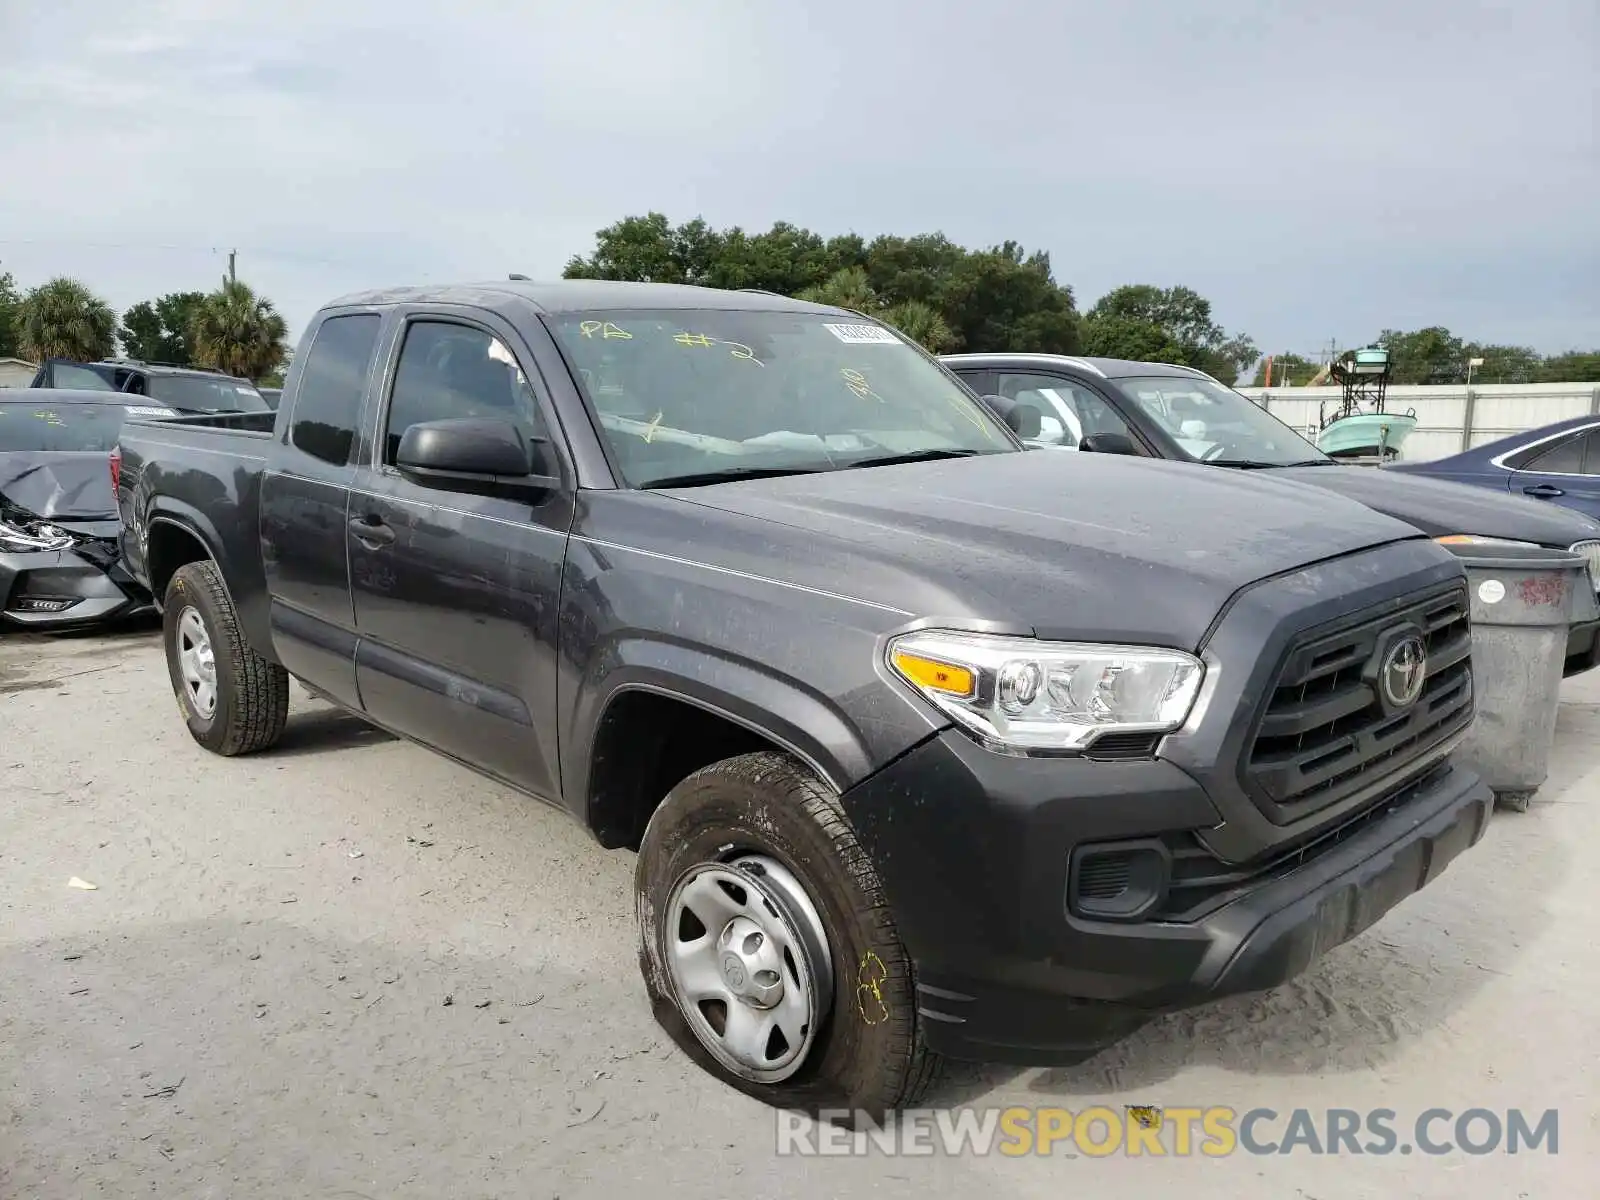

{"left": 1466, "top": 356, "right": 1485, "bottom": 388}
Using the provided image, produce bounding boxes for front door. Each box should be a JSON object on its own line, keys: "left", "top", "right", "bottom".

{"left": 347, "top": 312, "right": 572, "bottom": 801}
{"left": 1506, "top": 425, "right": 1600, "bottom": 520}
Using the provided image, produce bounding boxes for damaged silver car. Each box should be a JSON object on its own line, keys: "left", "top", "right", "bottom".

{"left": 0, "top": 393, "right": 173, "bottom": 631}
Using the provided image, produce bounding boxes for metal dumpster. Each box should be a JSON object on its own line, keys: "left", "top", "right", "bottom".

{"left": 1442, "top": 541, "right": 1593, "bottom": 811}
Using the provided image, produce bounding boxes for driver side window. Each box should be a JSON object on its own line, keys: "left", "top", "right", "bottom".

{"left": 995, "top": 373, "right": 1134, "bottom": 449}
{"left": 384, "top": 321, "right": 547, "bottom": 465}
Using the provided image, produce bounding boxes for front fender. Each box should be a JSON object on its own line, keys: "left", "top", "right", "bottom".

{"left": 561, "top": 633, "right": 944, "bottom": 831}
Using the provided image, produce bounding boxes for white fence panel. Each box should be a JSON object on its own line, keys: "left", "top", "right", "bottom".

{"left": 1237, "top": 382, "right": 1600, "bottom": 462}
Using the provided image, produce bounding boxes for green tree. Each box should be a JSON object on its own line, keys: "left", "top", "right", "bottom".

{"left": 1458, "top": 342, "right": 1541, "bottom": 385}
{"left": 794, "top": 268, "right": 956, "bottom": 351}
{"left": 795, "top": 265, "right": 878, "bottom": 312}
{"left": 119, "top": 291, "right": 206, "bottom": 365}
{"left": 880, "top": 299, "right": 955, "bottom": 353}
{"left": 937, "top": 243, "right": 1080, "bottom": 354}
{"left": 16, "top": 277, "right": 117, "bottom": 362}
{"left": 1535, "top": 351, "right": 1600, "bottom": 383}
{"left": 1251, "top": 352, "right": 1321, "bottom": 386}
{"left": 1081, "top": 284, "right": 1258, "bottom": 384}
{"left": 1375, "top": 327, "right": 1464, "bottom": 384}
{"left": 0, "top": 271, "right": 22, "bottom": 359}
{"left": 190, "top": 279, "right": 289, "bottom": 380}
{"left": 564, "top": 212, "right": 702, "bottom": 283}
{"left": 564, "top": 215, "right": 1079, "bottom": 354}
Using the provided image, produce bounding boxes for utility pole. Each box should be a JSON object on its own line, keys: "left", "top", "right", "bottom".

{"left": 227, "top": 249, "right": 236, "bottom": 284}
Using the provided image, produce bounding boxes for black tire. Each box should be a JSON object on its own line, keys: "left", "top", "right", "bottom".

{"left": 636, "top": 750, "right": 944, "bottom": 1119}
{"left": 163, "top": 561, "right": 289, "bottom": 755}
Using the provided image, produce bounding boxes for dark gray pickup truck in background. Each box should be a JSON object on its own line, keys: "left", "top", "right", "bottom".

{"left": 114, "top": 280, "right": 1493, "bottom": 1116}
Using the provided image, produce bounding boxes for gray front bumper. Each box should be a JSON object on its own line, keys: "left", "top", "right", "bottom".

{"left": 0, "top": 546, "right": 147, "bottom": 629}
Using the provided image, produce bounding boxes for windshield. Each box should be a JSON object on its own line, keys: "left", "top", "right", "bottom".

{"left": 1114, "top": 376, "right": 1327, "bottom": 466}
{"left": 0, "top": 403, "right": 136, "bottom": 452}
{"left": 148, "top": 374, "right": 269, "bottom": 413}
{"left": 548, "top": 309, "right": 1015, "bottom": 486}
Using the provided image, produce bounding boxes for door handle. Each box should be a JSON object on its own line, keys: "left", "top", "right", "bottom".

{"left": 348, "top": 515, "right": 396, "bottom": 547}
{"left": 1524, "top": 484, "right": 1565, "bottom": 498}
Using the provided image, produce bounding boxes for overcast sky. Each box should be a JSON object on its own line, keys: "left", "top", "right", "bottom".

{"left": 1, "top": 0, "right": 1595, "bottom": 360}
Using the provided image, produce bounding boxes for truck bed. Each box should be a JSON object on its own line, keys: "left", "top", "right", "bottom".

{"left": 117, "top": 409, "right": 280, "bottom": 652}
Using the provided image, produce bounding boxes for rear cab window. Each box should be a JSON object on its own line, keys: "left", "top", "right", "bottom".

{"left": 48, "top": 363, "right": 118, "bottom": 391}
{"left": 288, "top": 314, "right": 383, "bottom": 466}
{"left": 147, "top": 375, "right": 270, "bottom": 414}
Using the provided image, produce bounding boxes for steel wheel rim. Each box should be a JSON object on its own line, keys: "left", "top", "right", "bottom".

{"left": 663, "top": 854, "right": 834, "bottom": 1084}
{"left": 175, "top": 606, "right": 217, "bottom": 719}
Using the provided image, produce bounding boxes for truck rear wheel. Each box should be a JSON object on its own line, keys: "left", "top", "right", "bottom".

{"left": 163, "top": 561, "right": 289, "bottom": 756}
{"left": 636, "top": 750, "right": 944, "bottom": 1118}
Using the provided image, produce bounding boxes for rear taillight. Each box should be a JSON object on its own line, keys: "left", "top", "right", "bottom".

{"left": 108, "top": 446, "right": 121, "bottom": 494}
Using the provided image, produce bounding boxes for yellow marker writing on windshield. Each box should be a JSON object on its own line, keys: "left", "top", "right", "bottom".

{"left": 601, "top": 322, "right": 632, "bottom": 339}
{"left": 724, "top": 340, "right": 763, "bottom": 366}
{"left": 579, "top": 320, "right": 603, "bottom": 338}
{"left": 645, "top": 411, "right": 664, "bottom": 443}
{"left": 674, "top": 332, "right": 715, "bottom": 348}
{"left": 951, "top": 397, "right": 997, "bottom": 441}
{"left": 841, "top": 368, "right": 880, "bottom": 401}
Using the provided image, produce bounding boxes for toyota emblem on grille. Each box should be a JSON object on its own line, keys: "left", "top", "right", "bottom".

{"left": 1380, "top": 634, "right": 1428, "bottom": 709}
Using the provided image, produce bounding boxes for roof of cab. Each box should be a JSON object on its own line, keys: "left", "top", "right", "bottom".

{"left": 939, "top": 351, "right": 1219, "bottom": 382}
{"left": 321, "top": 279, "right": 849, "bottom": 316}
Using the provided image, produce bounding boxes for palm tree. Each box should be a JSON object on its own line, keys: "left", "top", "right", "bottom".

{"left": 796, "top": 266, "right": 879, "bottom": 313}
{"left": 18, "top": 277, "right": 118, "bottom": 361}
{"left": 190, "top": 279, "right": 289, "bottom": 380}
{"left": 881, "top": 300, "right": 955, "bottom": 353}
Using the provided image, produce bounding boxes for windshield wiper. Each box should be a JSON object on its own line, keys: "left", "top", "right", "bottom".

{"left": 645, "top": 465, "right": 828, "bottom": 489}
{"left": 1206, "top": 458, "right": 1287, "bottom": 469}
{"left": 1281, "top": 458, "right": 1338, "bottom": 467}
{"left": 844, "top": 448, "right": 984, "bottom": 469}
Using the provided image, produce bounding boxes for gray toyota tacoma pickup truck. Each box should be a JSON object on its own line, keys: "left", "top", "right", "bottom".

{"left": 113, "top": 280, "right": 1494, "bottom": 1116}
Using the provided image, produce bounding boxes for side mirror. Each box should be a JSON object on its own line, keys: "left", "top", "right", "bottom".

{"left": 1080, "top": 431, "right": 1139, "bottom": 456}
{"left": 978, "top": 394, "right": 1042, "bottom": 440}
{"left": 395, "top": 418, "right": 556, "bottom": 498}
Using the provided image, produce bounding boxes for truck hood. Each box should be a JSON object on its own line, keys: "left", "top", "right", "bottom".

{"left": 662, "top": 451, "right": 1428, "bottom": 650}
{"left": 1265, "top": 463, "right": 1600, "bottom": 545}
{"left": 0, "top": 452, "right": 118, "bottom": 521}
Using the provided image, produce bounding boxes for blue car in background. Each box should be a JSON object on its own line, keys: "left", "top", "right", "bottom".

{"left": 1391, "top": 415, "right": 1600, "bottom": 521}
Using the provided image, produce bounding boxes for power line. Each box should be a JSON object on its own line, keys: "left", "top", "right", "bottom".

{"left": 0, "top": 237, "right": 376, "bottom": 272}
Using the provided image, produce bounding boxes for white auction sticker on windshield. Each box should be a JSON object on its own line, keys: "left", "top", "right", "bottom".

{"left": 823, "top": 323, "right": 900, "bottom": 345}
{"left": 124, "top": 405, "right": 179, "bottom": 418}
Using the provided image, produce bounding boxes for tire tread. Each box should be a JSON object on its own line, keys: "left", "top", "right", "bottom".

{"left": 166, "top": 561, "right": 289, "bottom": 755}
{"left": 641, "top": 749, "right": 947, "bottom": 1113}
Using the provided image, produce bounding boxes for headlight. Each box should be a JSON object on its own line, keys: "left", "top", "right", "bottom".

{"left": 887, "top": 630, "right": 1204, "bottom": 753}
{"left": 1438, "top": 534, "right": 1600, "bottom": 590}
{"left": 0, "top": 517, "right": 75, "bottom": 553}
{"left": 1434, "top": 535, "right": 1541, "bottom": 549}
{"left": 1569, "top": 540, "right": 1600, "bottom": 590}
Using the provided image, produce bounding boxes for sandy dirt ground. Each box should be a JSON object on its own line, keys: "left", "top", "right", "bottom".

{"left": 2, "top": 623, "right": 1595, "bottom": 1198}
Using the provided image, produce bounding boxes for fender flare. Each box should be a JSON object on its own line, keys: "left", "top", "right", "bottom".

{"left": 570, "top": 639, "right": 882, "bottom": 829}
{"left": 143, "top": 500, "right": 227, "bottom": 594}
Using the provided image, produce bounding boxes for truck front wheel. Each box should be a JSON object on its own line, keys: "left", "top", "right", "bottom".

{"left": 636, "top": 750, "right": 944, "bottom": 1118}
{"left": 162, "top": 561, "right": 289, "bottom": 755}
